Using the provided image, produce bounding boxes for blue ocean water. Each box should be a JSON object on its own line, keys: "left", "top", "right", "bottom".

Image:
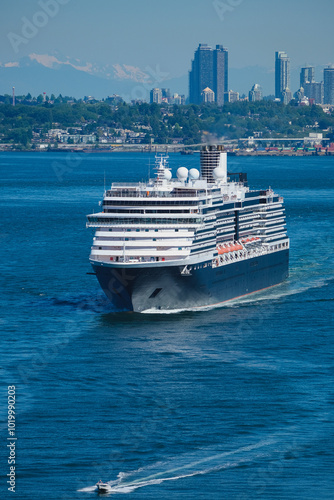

{"left": 0, "top": 152, "right": 333, "bottom": 500}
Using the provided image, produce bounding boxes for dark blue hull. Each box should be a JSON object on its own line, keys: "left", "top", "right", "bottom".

{"left": 92, "top": 249, "right": 289, "bottom": 312}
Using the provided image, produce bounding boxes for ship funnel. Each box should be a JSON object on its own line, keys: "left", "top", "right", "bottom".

{"left": 200, "top": 145, "right": 227, "bottom": 183}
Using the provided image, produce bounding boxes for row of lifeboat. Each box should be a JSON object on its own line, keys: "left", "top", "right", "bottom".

{"left": 218, "top": 243, "right": 243, "bottom": 255}
{"left": 217, "top": 237, "right": 260, "bottom": 255}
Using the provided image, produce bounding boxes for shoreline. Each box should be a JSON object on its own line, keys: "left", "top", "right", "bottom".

{"left": 0, "top": 148, "right": 333, "bottom": 157}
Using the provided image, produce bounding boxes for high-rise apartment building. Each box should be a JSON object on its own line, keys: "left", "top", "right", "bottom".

{"left": 161, "top": 88, "right": 171, "bottom": 100}
{"left": 189, "top": 44, "right": 228, "bottom": 105}
{"left": 213, "top": 45, "right": 228, "bottom": 105}
{"left": 189, "top": 44, "right": 213, "bottom": 105}
{"left": 201, "top": 87, "right": 215, "bottom": 103}
{"left": 300, "top": 66, "right": 323, "bottom": 104}
{"left": 281, "top": 88, "right": 292, "bottom": 105}
{"left": 150, "top": 88, "right": 162, "bottom": 104}
{"left": 225, "top": 90, "right": 239, "bottom": 103}
{"left": 324, "top": 65, "right": 334, "bottom": 105}
{"left": 304, "top": 82, "right": 324, "bottom": 105}
{"left": 275, "top": 51, "right": 291, "bottom": 102}
{"left": 300, "top": 66, "right": 315, "bottom": 87}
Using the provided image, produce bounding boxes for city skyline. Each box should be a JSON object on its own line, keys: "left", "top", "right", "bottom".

{"left": 3, "top": 54, "right": 334, "bottom": 106}
{"left": 0, "top": 0, "right": 333, "bottom": 98}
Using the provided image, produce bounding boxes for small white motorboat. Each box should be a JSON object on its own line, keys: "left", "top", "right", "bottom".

{"left": 96, "top": 480, "right": 112, "bottom": 493}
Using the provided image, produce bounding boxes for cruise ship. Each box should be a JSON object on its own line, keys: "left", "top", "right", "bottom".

{"left": 87, "top": 146, "right": 289, "bottom": 312}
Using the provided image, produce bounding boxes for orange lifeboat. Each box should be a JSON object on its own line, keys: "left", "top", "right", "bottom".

{"left": 218, "top": 243, "right": 232, "bottom": 254}
{"left": 218, "top": 242, "right": 245, "bottom": 254}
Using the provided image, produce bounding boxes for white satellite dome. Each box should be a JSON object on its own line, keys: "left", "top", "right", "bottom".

{"left": 189, "top": 168, "right": 200, "bottom": 180}
{"left": 164, "top": 169, "right": 172, "bottom": 180}
{"left": 213, "top": 167, "right": 225, "bottom": 180}
{"left": 176, "top": 167, "right": 189, "bottom": 180}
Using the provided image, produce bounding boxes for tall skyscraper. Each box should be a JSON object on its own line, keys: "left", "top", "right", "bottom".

{"left": 189, "top": 44, "right": 228, "bottom": 105}
{"left": 300, "top": 66, "right": 315, "bottom": 87}
{"left": 324, "top": 65, "right": 334, "bottom": 105}
{"left": 275, "top": 51, "right": 290, "bottom": 102}
{"left": 189, "top": 44, "right": 214, "bottom": 105}
{"left": 213, "top": 45, "right": 228, "bottom": 106}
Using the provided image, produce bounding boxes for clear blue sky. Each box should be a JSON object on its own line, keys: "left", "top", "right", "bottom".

{"left": 1, "top": 0, "right": 333, "bottom": 84}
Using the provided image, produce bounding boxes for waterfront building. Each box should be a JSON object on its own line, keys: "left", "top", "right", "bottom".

{"left": 189, "top": 44, "right": 228, "bottom": 105}
{"left": 324, "top": 65, "right": 334, "bottom": 105}
{"left": 249, "top": 84, "right": 263, "bottom": 102}
{"left": 275, "top": 51, "right": 290, "bottom": 101}
{"left": 150, "top": 88, "right": 162, "bottom": 104}
{"left": 201, "top": 87, "right": 215, "bottom": 103}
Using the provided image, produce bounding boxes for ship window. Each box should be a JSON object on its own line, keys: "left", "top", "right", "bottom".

{"left": 149, "top": 288, "right": 162, "bottom": 299}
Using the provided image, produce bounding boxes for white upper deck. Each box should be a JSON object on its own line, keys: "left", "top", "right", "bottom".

{"left": 104, "top": 153, "right": 248, "bottom": 202}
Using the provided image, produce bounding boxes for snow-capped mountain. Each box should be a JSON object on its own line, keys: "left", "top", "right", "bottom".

{"left": 0, "top": 53, "right": 188, "bottom": 100}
